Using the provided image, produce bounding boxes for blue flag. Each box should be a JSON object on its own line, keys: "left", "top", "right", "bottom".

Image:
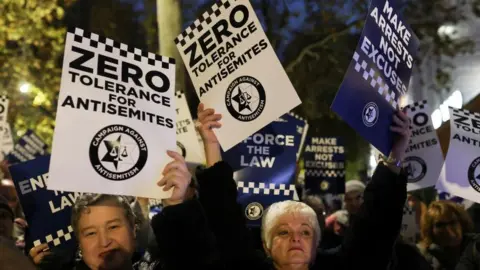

{"left": 331, "top": 0, "right": 419, "bottom": 155}
{"left": 284, "top": 113, "right": 309, "bottom": 161}
{"left": 222, "top": 114, "right": 300, "bottom": 227}
{"left": 9, "top": 155, "right": 78, "bottom": 251}
{"left": 7, "top": 130, "right": 48, "bottom": 164}
{"left": 303, "top": 137, "right": 346, "bottom": 195}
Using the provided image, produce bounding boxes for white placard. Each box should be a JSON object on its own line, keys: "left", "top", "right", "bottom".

{"left": 48, "top": 28, "right": 176, "bottom": 199}
{"left": 401, "top": 202, "right": 418, "bottom": 243}
{"left": 175, "top": 0, "right": 301, "bottom": 150}
{"left": 1, "top": 123, "right": 13, "bottom": 155}
{"left": 0, "top": 95, "right": 9, "bottom": 125}
{"left": 403, "top": 101, "right": 444, "bottom": 191}
{"left": 436, "top": 108, "right": 480, "bottom": 203}
{"left": 175, "top": 91, "right": 205, "bottom": 166}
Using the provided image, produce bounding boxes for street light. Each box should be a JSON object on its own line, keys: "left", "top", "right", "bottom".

{"left": 19, "top": 83, "right": 31, "bottom": 93}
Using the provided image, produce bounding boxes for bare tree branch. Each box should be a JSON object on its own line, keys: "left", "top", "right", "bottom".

{"left": 285, "top": 19, "right": 362, "bottom": 73}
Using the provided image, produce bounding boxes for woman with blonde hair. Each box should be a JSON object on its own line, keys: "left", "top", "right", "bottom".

{"left": 418, "top": 200, "right": 474, "bottom": 270}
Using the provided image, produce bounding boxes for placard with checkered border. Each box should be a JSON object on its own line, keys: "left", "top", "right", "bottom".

{"left": 175, "top": 91, "right": 185, "bottom": 100}
{"left": 305, "top": 169, "right": 346, "bottom": 178}
{"left": 33, "top": 225, "right": 74, "bottom": 247}
{"left": 452, "top": 107, "right": 480, "bottom": 120}
{"left": 174, "top": 0, "right": 234, "bottom": 47}
{"left": 403, "top": 100, "right": 427, "bottom": 113}
{"left": 69, "top": 27, "right": 175, "bottom": 70}
{"left": 237, "top": 181, "right": 298, "bottom": 199}
{"left": 352, "top": 52, "right": 399, "bottom": 110}
{"left": 0, "top": 95, "right": 9, "bottom": 123}
{"left": 403, "top": 205, "right": 414, "bottom": 215}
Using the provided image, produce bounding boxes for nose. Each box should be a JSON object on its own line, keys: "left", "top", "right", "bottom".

{"left": 98, "top": 230, "right": 112, "bottom": 247}
{"left": 290, "top": 232, "right": 301, "bottom": 242}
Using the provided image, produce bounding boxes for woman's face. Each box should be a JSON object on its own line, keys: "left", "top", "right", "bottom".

{"left": 267, "top": 213, "right": 315, "bottom": 267}
{"left": 432, "top": 215, "right": 463, "bottom": 248}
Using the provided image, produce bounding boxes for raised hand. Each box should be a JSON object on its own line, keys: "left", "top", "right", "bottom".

{"left": 389, "top": 110, "right": 412, "bottom": 162}
{"left": 157, "top": 151, "right": 192, "bottom": 206}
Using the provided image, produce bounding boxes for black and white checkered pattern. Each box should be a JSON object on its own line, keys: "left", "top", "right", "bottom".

{"left": 237, "top": 181, "right": 297, "bottom": 197}
{"left": 353, "top": 52, "right": 399, "bottom": 109}
{"left": 403, "top": 205, "right": 414, "bottom": 215}
{"left": 33, "top": 226, "right": 74, "bottom": 247}
{"left": 70, "top": 28, "right": 175, "bottom": 69}
{"left": 403, "top": 100, "right": 427, "bottom": 113}
{"left": 0, "top": 95, "right": 7, "bottom": 103}
{"left": 175, "top": 91, "right": 184, "bottom": 99}
{"left": 174, "top": 0, "right": 233, "bottom": 47}
{"left": 305, "top": 170, "right": 346, "bottom": 178}
{"left": 452, "top": 108, "right": 480, "bottom": 120}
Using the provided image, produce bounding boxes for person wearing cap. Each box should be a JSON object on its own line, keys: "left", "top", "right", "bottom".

{"left": 0, "top": 194, "right": 14, "bottom": 240}
{"left": 344, "top": 180, "right": 366, "bottom": 215}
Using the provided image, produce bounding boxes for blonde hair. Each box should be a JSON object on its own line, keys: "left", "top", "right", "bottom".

{"left": 261, "top": 200, "right": 321, "bottom": 249}
{"left": 420, "top": 200, "right": 473, "bottom": 247}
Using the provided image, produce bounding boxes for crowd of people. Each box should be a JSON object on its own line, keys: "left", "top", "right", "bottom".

{"left": 0, "top": 105, "right": 478, "bottom": 270}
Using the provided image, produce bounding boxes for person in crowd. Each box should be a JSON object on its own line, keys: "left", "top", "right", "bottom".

{"left": 0, "top": 195, "right": 14, "bottom": 240}
{"left": 418, "top": 200, "right": 475, "bottom": 270}
{"left": 30, "top": 150, "right": 219, "bottom": 270}
{"left": 343, "top": 180, "right": 366, "bottom": 215}
{"left": 0, "top": 236, "right": 36, "bottom": 270}
{"left": 195, "top": 103, "right": 411, "bottom": 269}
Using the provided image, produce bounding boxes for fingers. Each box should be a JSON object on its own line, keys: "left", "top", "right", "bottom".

{"left": 157, "top": 171, "right": 191, "bottom": 191}
{"left": 198, "top": 108, "right": 215, "bottom": 122}
{"left": 392, "top": 114, "right": 408, "bottom": 129}
{"left": 162, "top": 158, "right": 188, "bottom": 175}
{"left": 29, "top": 244, "right": 50, "bottom": 264}
{"left": 167, "top": 150, "right": 185, "bottom": 163}
{"left": 390, "top": 126, "right": 410, "bottom": 136}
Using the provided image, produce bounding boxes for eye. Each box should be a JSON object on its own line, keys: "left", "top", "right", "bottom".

{"left": 84, "top": 231, "right": 96, "bottom": 237}
{"left": 278, "top": 230, "right": 289, "bottom": 236}
{"left": 302, "top": 230, "right": 312, "bottom": 236}
{"left": 108, "top": 225, "right": 120, "bottom": 230}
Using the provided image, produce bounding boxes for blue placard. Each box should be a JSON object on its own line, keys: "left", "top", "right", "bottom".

{"left": 331, "top": 0, "right": 419, "bottom": 155}
{"left": 7, "top": 130, "right": 48, "bottom": 164}
{"left": 222, "top": 114, "right": 300, "bottom": 227}
{"left": 9, "top": 155, "right": 78, "bottom": 251}
{"left": 284, "top": 113, "right": 309, "bottom": 161}
{"left": 303, "top": 137, "right": 346, "bottom": 195}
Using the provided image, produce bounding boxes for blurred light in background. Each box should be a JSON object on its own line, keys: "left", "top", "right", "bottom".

{"left": 431, "top": 90, "right": 463, "bottom": 129}
{"left": 19, "top": 83, "right": 31, "bottom": 93}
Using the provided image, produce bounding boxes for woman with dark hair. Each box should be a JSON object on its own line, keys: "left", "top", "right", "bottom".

{"left": 418, "top": 201, "right": 475, "bottom": 270}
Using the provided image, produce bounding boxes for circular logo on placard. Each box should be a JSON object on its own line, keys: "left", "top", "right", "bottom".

{"left": 403, "top": 156, "right": 427, "bottom": 183}
{"left": 176, "top": 141, "right": 186, "bottom": 158}
{"left": 468, "top": 157, "right": 480, "bottom": 192}
{"left": 320, "top": 180, "right": 330, "bottom": 191}
{"left": 245, "top": 202, "right": 264, "bottom": 220}
{"left": 225, "top": 76, "right": 266, "bottom": 122}
{"left": 89, "top": 125, "right": 148, "bottom": 181}
{"left": 362, "top": 102, "right": 379, "bottom": 127}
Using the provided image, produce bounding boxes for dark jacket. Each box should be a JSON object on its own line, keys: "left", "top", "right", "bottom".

{"left": 196, "top": 161, "right": 407, "bottom": 270}
{"left": 453, "top": 234, "right": 480, "bottom": 270}
{"left": 389, "top": 238, "right": 432, "bottom": 270}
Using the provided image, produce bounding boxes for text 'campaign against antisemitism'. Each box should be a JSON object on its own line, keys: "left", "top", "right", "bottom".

{"left": 10, "top": 156, "right": 78, "bottom": 251}
{"left": 331, "top": 0, "right": 419, "bottom": 155}
{"left": 175, "top": 0, "right": 301, "bottom": 150}
{"left": 48, "top": 28, "right": 176, "bottom": 199}
{"left": 437, "top": 108, "right": 480, "bottom": 204}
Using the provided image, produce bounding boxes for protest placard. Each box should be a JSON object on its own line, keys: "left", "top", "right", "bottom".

{"left": 0, "top": 95, "right": 8, "bottom": 126}
{"left": 331, "top": 0, "right": 419, "bottom": 155}
{"left": 285, "top": 112, "right": 309, "bottom": 161}
{"left": 9, "top": 155, "right": 78, "bottom": 251}
{"left": 175, "top": 0, "right": 301, "bottom": 151}
{"left": 436, "top": 108, "right": 480, "bottom": 203}
{"left": 222, "top": 115, "right": 299, "bottom": 227}
{"left": 48, "top": 28, "right": 176, "bottom": 199}
{"left": 1, "top": 123, "right": 13, "bottom": 156}
{"left": 303, "top": 137, "right": 345, "bottom": 194}
{"left": 403, "top": 100, "right": 443, "bottom": 191}
{"left": 401, "top": 202, "right": 418, "bottom": 243}
{"left": 175, "top": 91, "right": 205, "bottom": 166}
{"left": 7, "top": 130, "right": 48, "bottom": 164}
